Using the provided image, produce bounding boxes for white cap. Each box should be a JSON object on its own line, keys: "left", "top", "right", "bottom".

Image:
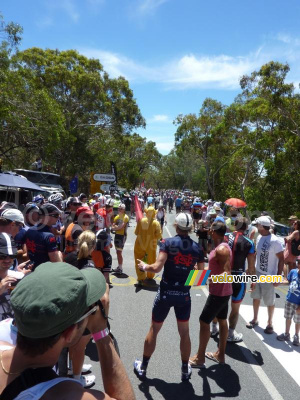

{"left": 255, "top": 216, "right": 271, "bottom": 227}
{"left": 118, "top": 203, "right": 126, "bottom": 210}
{"left": 2, "top": 209, "right": 24, "bottom": 225}
{"left": 175, "top": 213, "right": 193, "bottom": 230}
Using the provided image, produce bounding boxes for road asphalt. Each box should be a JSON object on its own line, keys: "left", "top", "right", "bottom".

{"left": 82, "top": 212, "right": 300, "bottom": 400}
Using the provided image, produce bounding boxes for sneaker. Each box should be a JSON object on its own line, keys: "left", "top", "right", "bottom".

{"left": 277, "top": 333, "right": 290, "bottom": 341}
{"left": 133, "top": 359, "right": 146, "bottom": 380}
{"left": 181, "top": 364, "right": 192, "bottom": 382}
{"left": 112, "top": 267, "right": 123, "bottom": 275}
{"left": 210, "top": 326, "right": 219, "bottom": 338}
{"left": 293, "top": 334, "right": 300, "bottom": 346}
{"left": 68, "top": 363, "right": 92, "bottom": 375}
{"left": 227, "top": 332, "right": 243, "bottom": 343}
{"left": 78, "top": 374, "right": 96, "bottom": 388}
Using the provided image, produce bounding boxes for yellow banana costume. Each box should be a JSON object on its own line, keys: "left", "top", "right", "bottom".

{"left": 134, "top": 207, "right": 162, "bottom": 281}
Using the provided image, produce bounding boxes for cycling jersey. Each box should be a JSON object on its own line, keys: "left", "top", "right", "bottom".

{"left": 64, "top": 223, "right": 83, "bottom": 255}
{"left": 23, "top": 225, "right": 58, "bottom": 270}
{"left": 160, "top": 235, "right": 204, "bottom": 290}
{"left": 96, "top": 208, "right": 113, "bottom": 231}
{"left": 224, "top": 231, "right": 255, "bottom": 273}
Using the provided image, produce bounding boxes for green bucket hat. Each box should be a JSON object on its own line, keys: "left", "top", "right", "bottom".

{"left": 11, "top": 262, "right": 106, "bottom": 338}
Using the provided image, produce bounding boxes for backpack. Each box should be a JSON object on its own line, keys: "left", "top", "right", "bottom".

{"left": 291, "top": 238, "right": 300, "bottom": 256}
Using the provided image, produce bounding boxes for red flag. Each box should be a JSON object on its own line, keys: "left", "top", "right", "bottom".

{"left": 134, "top": 195, "right": 143, "bottom": 222}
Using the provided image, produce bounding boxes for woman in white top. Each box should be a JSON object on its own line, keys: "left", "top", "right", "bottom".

{"left": 156, "top": 204, "right": 166, "bottom": 234}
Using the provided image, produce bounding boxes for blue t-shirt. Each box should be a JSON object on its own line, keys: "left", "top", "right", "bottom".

{"left": 147, "top": 196, "right": 153, "bottom": 204}
{"left": 159, "top": 235, "right": 204, "bottom": 291}
{"left": 23, "top": 224, "right": 58, "bottom": 270}
{"left": 175, "top": 198, "right": 182, "bottom": 207}
{"left": 287, "top": 269, "right": 300, "bottom": 305}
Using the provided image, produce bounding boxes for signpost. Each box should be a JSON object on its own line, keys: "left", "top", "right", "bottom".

{"left": 93, "top": 173, "right": 116, "bottom": 182}
{"left": 90, "top": 172, "right": 116, "bottom": 194}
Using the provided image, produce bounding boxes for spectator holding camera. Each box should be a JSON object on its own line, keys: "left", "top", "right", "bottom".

{"left": 0, "top": 262, "right": 135, "bottom": 400}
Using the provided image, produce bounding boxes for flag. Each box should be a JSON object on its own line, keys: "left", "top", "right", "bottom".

{"left": 140, "top": 179, "right": 145, "bottom": 188}
{"left": 134, "top": 195, "right": 143, "bottom": 222}
{"left": 185, "top": 270, "right": 211, "bottom": 286}
{"left": 69, "top": 176, "right": 78, "bottom": 194}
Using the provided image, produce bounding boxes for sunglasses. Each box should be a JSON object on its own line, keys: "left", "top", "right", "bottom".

{"left": 0, "top": 254, "right": 17, "bottom": 260}
{"left": 49, "top": 214, "right": 60, "bottom": 218}
{"left": 75, "top": 305, "right": 98, "bottom": 324}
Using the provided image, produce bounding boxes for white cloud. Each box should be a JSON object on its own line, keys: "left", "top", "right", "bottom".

{"left": 149, "top": 114, "right": 170, "bottom": 123}
{"left": 80, "top": 34, "right": 300, "bottom": 90}
{"left": 80, "top": 47, "right": 263, "bottom": 89}
{"left": 153, "top": 141, "right": 174, "bottom": 154}
{"left": 137, "top": 0, "right": 169, "bottom": 15}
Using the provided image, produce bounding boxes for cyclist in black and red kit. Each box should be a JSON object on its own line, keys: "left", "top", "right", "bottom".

{"left": 133, "top": 213, "right": 204, "bottom": 382}
{"left": 224, "top": 217, "right": 256, "bottom": 342}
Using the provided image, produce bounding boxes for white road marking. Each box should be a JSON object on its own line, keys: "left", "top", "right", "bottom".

{"left": 239, "top": 304, "right": 300, "bottom": 387}
{"left": 200, "top": 287, "right": 286, "bottom": 398}
{"left": 165, "top": 225, "right": 172, "bottom": 238}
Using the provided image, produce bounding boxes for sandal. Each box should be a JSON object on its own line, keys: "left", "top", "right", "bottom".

{"left": 189, "top": 359, "right": 206, "bottom": 369}
{"left": 205, "top": 352, "right": 225, "bottom": 365}
{"left": 264, "top": 325, "right": 274, "bottom": 334}
{"left": 246, "top": 320, "right": 258, "bottom": 329}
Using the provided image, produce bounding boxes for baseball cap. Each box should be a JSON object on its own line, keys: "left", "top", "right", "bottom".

{"left": 11, "top": 262, "right": 106, "bottom": 338}
{"left": 0, "top": 233, "right": 17, "bottom": 256}
{"left": 288, "top": 215, "right": 297, "bottom": 220}
{"left": 175, "top": 213, "right": 193, "bottom": 230}
{"left": 255, "top": 216, "right": 271, "bottom": 227}
{"left": 1, "top": 209, "right": 24, "bottom": 225}
{"left": 39, "top": 204, "right": 61, "bottom": 216}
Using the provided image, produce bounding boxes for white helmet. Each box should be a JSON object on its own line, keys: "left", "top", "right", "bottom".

{"left": 48, "top": 193, "right": 63, "bottom": 204}
{"left": 175, "top": 213, "right": 193, "bottom": 230}
{"left": 106, "top": 199, "right": 114, "bottom": 207}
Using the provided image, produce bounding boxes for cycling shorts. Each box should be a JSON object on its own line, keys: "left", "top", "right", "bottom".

{"left": 152, "top": 287, "right": 191, "bottom": 323}
{"left": 232, "top": 282, "right": 246, "bottom": 303}
{"left": 114, "top": 234, "right": 126, "bottom": 250}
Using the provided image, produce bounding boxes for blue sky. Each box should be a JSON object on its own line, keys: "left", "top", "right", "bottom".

{"left": 2, "top": 0, "right": 300, "bottom": 154}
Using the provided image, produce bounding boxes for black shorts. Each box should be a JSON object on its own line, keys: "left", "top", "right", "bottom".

{"left": 198, "top": 238, "right": 207, "bottom": 252}
{"left": 200, "top": 294, "right": 231, "bottom": 324}
{"left": 232, "top": 282, "right": 246, "bottom": 303}
{"left": 158, "top": 218, "right": 164, "bottom": 228}
{"left": 152, "top": 287, "right": 191, "bottom": 323}
{"left": 114, "top": 234, "right": 126, "bottom": 250}
{"left": 193, "top": 212, "right": 201, "bottom": 220}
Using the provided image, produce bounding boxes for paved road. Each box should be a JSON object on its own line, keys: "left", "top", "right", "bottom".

{"left": 84, "top": 212, "right": 300, "bottom": 400}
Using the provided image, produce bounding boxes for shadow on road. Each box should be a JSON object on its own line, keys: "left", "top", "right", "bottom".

{"left": 136, "top": 364, "right": 240, "bottom": 399}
